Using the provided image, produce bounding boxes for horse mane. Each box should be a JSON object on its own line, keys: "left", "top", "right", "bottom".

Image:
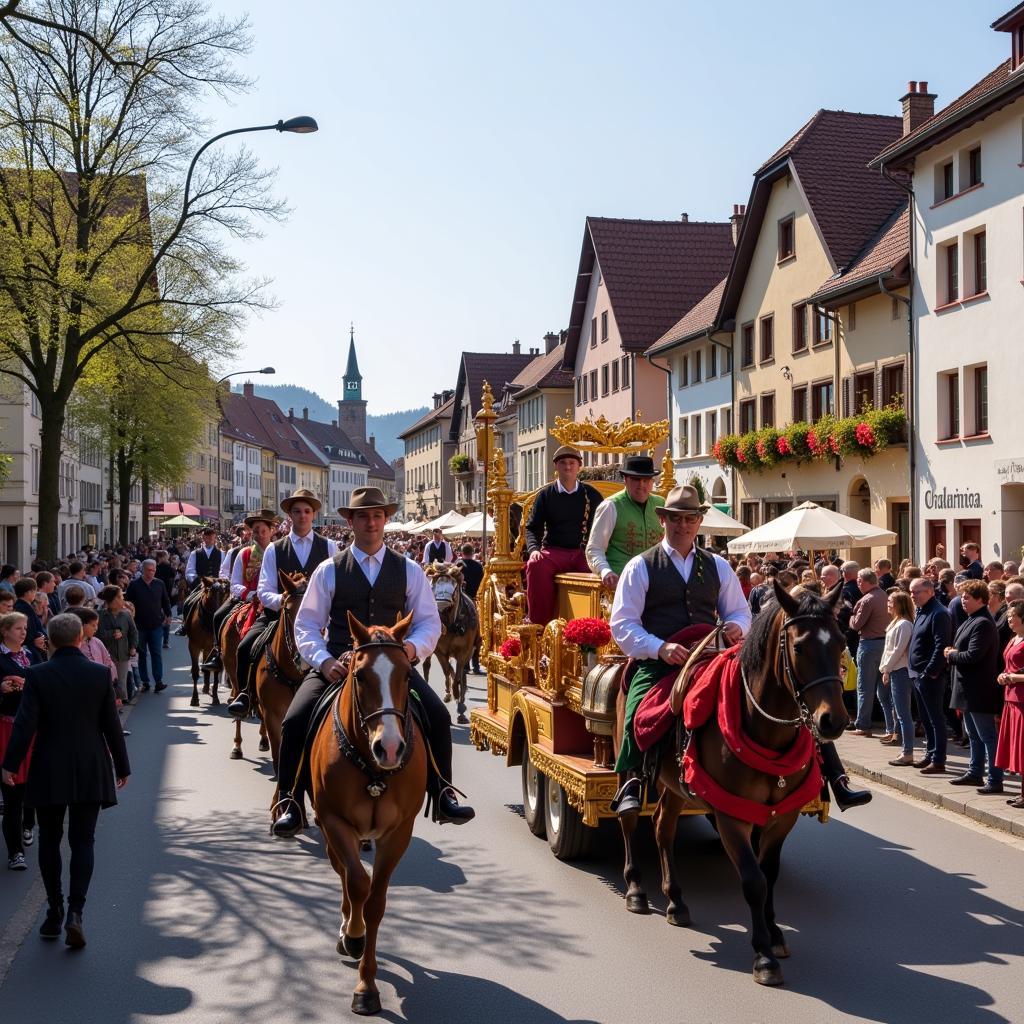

{"left": 739, "top": 589, "right": 836, "bottom": 681}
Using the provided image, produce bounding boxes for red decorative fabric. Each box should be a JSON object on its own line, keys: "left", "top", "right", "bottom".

{"left": 231, "top": 601, "right": 258, "bottom": 638}
{"left": 0, "top": 716, "right": 33, "bottom": 786}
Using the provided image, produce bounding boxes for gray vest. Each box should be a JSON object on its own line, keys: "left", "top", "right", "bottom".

{"left": 274, "top": 532, "right": 329, "bottom": 575}
{"left": 326, "top": 547, "right": 407, "bottom": 656}
{"left": 639, "top": 544, "right": 721, "bottom": 640}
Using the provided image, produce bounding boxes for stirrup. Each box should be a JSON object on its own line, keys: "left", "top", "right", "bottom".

{"left": 610, "top": 776, "right": 642, "bottom": 815}
{"left": 270, "top": 793, "right": 303, "bottom": 837}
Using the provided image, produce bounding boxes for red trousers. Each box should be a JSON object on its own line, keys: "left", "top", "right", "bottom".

{"left": 525, "top": 546, "right": 589, "bottom": 624}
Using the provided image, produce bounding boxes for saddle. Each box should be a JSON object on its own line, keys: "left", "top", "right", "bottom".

{"left": 444, "top": 593, "right": 478, "bottom": 637}
{"left": 228, "top": 600, "right": 259, "bottom": 638}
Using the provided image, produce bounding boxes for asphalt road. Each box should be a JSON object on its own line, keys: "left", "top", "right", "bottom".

{"left": 2, "top": 635, "right": 1023, "bottom": 1024}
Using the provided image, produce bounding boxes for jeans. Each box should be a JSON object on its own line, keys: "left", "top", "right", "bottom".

{"left": 855, "top": 637, "right": 885, "bottom": 730}
{"left": 914, "top": 674, "right": 948, "bottom": 766}
{"left": 36, "top": 802, "right": 101, "bottom": 912}
{"left": 877, "top": 674, "right": 896, "bottom": 737}
{"left": 964, "top": 712, "right": 1003, "bottom": 785}
{"left": 889, "top": 667, "right": 914, "bottom": 755}
{"left": 136, "top": 626, "right": 164, "bottom": 684}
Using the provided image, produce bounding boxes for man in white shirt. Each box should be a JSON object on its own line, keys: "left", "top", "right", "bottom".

{"left": 422, "top": 528, "right": 453, "bottom": 565}
{"left": 201, "top": 524, "right": 250, "bottom": 671}
{"left": 271, "top": 487, "right": 475, "bottom": 838}
{"left": 609, "top": 485, "right": 751, "bottom": 815}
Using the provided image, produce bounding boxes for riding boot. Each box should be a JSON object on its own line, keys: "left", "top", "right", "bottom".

{"left": 227, "top": 689, "right": 250, "bottom": 719}
{"left": 610, "top": 771, "right": 642, "bottom": 816}
{"left": 174, "top": 623, "right": 187, "bottom": 636}
{"left": 819, "top": 740, "right": 872, "bottom": 811}
{"left": 271, "top": 792, "right": 303, "bottom": 838}
{"left": 202, "top": 647, "right": 222, "bottom": 671}
{"left": 228, "top": 634, "right": 256, "bottom": 718}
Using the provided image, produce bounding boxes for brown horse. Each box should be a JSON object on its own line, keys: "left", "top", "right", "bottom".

{"left": 422, "top": 563, "right": 478, "bottom": 724}
{"left": 219, "top": 602, "right": 269, "bottom": 760}
{"left": 185, "top": 577, "right": 228, "bottom": 708}
{"left": 310, "top": 612, "right": 427, "bottom": 1016}
{"left": 255, "top": 570, "right": 307, "bottom": 805}
{"left": 615, "top": 579, "right": 849, "bottom": 986}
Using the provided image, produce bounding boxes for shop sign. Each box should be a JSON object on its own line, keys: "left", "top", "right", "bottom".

{"left": 923, "top": 487, "right": 982, "bottom": 510}
{"left": 995, "top": 458, "right": 1024, "bottom": 485}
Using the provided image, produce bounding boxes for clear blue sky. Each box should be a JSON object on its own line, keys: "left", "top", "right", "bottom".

{"left": 207, "top": 1, "right": 1009, "bottom": 415}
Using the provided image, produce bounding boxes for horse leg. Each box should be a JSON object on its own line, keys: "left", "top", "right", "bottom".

{"left": 441, "top": 656, "right": 453, "bottom": 704}
{"left": 759, "top": 818, "right": 797, "bottom": 959}
{"left": 231, "top": 718, "right": 243, "bottom": 760}
{"left": 258, "top": 714, "right": 270, "bottom": 752}
{"left": 423, "top": 655, "right": 431, "bottom": 682}
{"left": 715, "top": 813, "right": 783, "bottom": 986}
{"left": 654, "top": 787, "right": 690, "bottom": 927}
{"left": 455, "top": 652, "right": 469, "bottom": 724}
{"left": 618, "top": 809, "right": 649, "bottom": 914}
{"left": 210, "top": 668, "right": 220, "bottom": 705}
{"left": 320, "top": 811, "right": 370, "bottom": 958}
{"left": 189, "top": 648, "right": 200, "bottom": 708}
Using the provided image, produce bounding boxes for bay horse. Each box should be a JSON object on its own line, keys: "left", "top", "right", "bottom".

{"left": 185, "top": 577, "right": 227, "bottom": 709}
{"left": 422, "top": 563, "right": 478, "bottom": 724}
{"left": 615, "top": 579, "right": 848, "bottom": 987}
{"left": 219, "top": 603, "right": 270, "bottom": 760}
{"left": 255, "top": 570, "right": 307, "bottom": 805}
{"left": 310, "top": 611, "right": 427, "bottom": 1016}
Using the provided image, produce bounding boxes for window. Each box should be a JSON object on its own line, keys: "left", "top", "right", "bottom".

{"left": 721, "top": 406, "right": 732, "bottom": 435}
{"left": 725, "top": 346, "right": 733, "bottom": 373}
{"left": 621, "top": 356, "right": 630, "bottom": 388}
{"left": 812, "top": 307, "right": 832, "bottom": 345}
{"left": 778, "top": 215, "right": 795, "bottom": 261}
{"left": 760, "top": 315, "right": 774, "bottom": 362}
{"left": 590, "top": 317, "right": 597, "bottom": 348}
{"left": 707, "top": 410, "right": 718, "bottom": 448}
{"left": 739, "top": 398, "right": 756, "bottom": 434}
{"left": 741, "top": 502, "right": 760, "bottom": 530}
{"left": 945, "top": 242, "right": 959, "bottom": 304}
{"left": 694, "top": 350, "right": 703, "bottom": 383}
{"left": 589, "top": 369, "right": 597, "bottom": 401}
{"left": 811, "top": 379, "right": 834, "bottom": 421}
{"left": 760, "top": 392, "right": 775, "bottom": 428}
{"left": 891, "top": 297, "right": 901, "bottom": 321}
{"left": 678, "top": 416, "right": 689, "bottom": 456}
{"left": 611, "top": 360, "right": 620, "bottom": 391}
{"left": 575, "top": 376, "right": 582, "bottom": 405}
{"left": 741, "top": 323, "right": 755, "bottom": 367}
{"left": 601, "top": 310, "right": 609, "bottom": 342}
{"left": 854, "top": 370, "right": 875, "bottom": 414}
{"left": 581, "top": 374, "right": 588, "bottom": 403}
{"left": 974, "top": 365, "right": 988, "bottom": 435}
{"left": 31, "top": 446, "right": 39, "bottom": 493}
{"left": 681, "top": 353, "right": 689, "bottom": 387}
{"left": 792, "top": 303, "right": 806, "bottom": 351}
{"left": 973, "top": 231, "right": 987, "bottom": 294}
{"left": 882, "top": 363, "right": 905, "bottom": 408}
{"left": 691, "top": 415, "right": 702, "bottom": 455}
{"left": 601, "top": 363, "right": 610, "bottom": 396}
{"left": 792, "top": 385, "right": 808, "bottom": 423}
{"left": 709, "top": 344, "right": 717, "bottom": 378}
{"left": 968, "top": 146, "right": 982, "bottom": 188}
{"left": 942, "top": 371, "right": 960, "bottom": 439}
{"left": 941, "top": 160, "right": 955, "bottom": 201}
{"left": 847, "top": 302, "right": 856, "bottom": 332}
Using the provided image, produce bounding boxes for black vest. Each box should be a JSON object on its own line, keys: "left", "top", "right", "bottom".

{"left": 639, "top": 544, "right": 720, "bottom": 640}
{"left": 326, "top": 547, "right": 407, "bottom": 656}
{"left": 274, "top": 532, "right": 329, "bottom": 575}
{"left": 426, "top": 540, "right": 448, "bottom": 563}
{"left": 194, "top": 547, "right": 221, "bottom": 578}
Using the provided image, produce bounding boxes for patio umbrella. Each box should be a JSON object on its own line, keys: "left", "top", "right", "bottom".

{"left": 420, "top": 510, "right": 467, "bottom": 532}
{"left": 160, "top": 514, "right": 202, "bottom": 528}
{"left": 442, "top": 511, "right": 496, "bottom": 538}
{"left": 150, "top": 500, "right": 201, "bottom": 517}
{"left": 700, "top": 506, "right": 750, "bottom": 537}
{"left": 726, "top": 501, "right": 896, "bottom": 555}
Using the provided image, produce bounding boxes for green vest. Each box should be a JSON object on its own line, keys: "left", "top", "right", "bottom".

{"left": 606, "top": 489, "right": 665, "bottom": 575}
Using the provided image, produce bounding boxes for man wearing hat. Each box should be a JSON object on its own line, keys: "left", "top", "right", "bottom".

{"left": 609, "top": 485, "right": 751, "bottom": 815}
{"left": 228, "top": 489, "right": 336, "bottom": 719}
{"left": 586, "top": 455, "right": 665, "bottom": 590}
{"left": 202, "top": 524, "right": 251, "bottom": 671}
{"left": 523, "top": 445, "right": 602, "bottom": 626}
{"left": 422, "top": 527, "right": 453, "bottom": 565}
{"left": 272, "top": 486, "right": 474, "bottom": 836}
{"left": 176, "top": 527, "right": 224, "bottom": 635}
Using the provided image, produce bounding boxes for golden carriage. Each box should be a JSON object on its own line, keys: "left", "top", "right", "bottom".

{"left": 467, "top": 383, "right": 828, "bottom": 860}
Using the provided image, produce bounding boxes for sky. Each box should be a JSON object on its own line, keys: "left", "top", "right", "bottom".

{"left": 203, "top": 0, "right": 1011, "bottom": 415}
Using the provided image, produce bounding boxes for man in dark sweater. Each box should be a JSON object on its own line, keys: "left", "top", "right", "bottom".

{"left": 523, "top": 445, "right": 601, "bottom": 625}
{"left": 457, "top": 543, "right": 484, "bottom": 674}
{"left": 125, "top": 559, "right": 172, "bottom": 693}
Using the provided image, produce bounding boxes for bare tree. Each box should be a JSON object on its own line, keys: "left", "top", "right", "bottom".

{"left": 0, "top": 1, "right": 285, "bottom": 559}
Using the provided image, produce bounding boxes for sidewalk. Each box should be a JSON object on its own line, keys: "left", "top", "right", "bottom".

{"left": 836, "top": 731, "right": 1024, "bottom": 838}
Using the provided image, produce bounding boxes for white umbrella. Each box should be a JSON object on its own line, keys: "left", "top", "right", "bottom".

{"left": 420, "top": 510, "right": 467, "bottom": 532}
{"left": 727, "top": 500, "right": 896, "bottom": 555}
{"left": 442, "top": 510, "right": 496, "bottom": 538}
{"left": 383, "top": 521, "right": 410, "bottom": 534}
{"left": 700, "top": 506, "right": 750, "bottom": 537}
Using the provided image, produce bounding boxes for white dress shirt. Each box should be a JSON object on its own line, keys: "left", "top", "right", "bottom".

{"left": 610, "top": 539, "right": 752, "bottom": 661}
{"left": 186, "top": 545, "right": 219, "bottom": 584}
{"left": 219, "top": 547, "right": 237, "bottom": 583}
{"left": 294, "top": 544, "right": 441, "bottom": 670}
{"left": 257, "top": 532, "right": 338, "bottom": 611}
{"left": 556, "top": 480, "right": 579, "bottom": 494}
{"left": 421, "top": 538, "right": 454, "bottom": 565}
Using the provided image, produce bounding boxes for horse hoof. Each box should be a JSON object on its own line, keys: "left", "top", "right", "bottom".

{"left": 258, "top": 738, "right": 270, "bottom": 752}
{"left": 457, "top": 713, "right": 468, "bottom": 725}
{"left": 343, "top": 933, "right": 366, "bottom": 959}
{"left": 771, "top": 943, "right": 790, "bottom": 959}
{"left": 211, "top": 696, "right": 220, "bottom": 706}
{"left": 666, "top": 906, "right": 692, "bottom": 927}
{"left": 753, "top": 956, "right": 784, "bottom": 986}
{"left": 625, "top": 893, "right": 650, "bottom": 915}
{"left": 229, "top": 748, "right": 242, "bottom": 760}
{"left": 335, "top": 937, "right": 346, "bottom": 956}
{"left": 444, "top": 693, "right": 452, "bottom": 703}
{"left": 351, "top": 990, "right": 380, "bottom": 1016}
{"left": 202, "top": 683, "right": 210, "bottom": 694}
{"left": 190, "top": 697, "right": 200, "bottom": 708}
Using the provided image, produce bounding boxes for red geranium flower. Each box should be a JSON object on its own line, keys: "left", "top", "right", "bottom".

{"left": 499, "top": 636, "right": 521, "bottom": 659}
{"left": 756, "top": 440, "right": 768, "bottom": 459}
{"left": 737, "top": 449, "right": 746, "bottom": 463}
{"left": 776, "top": 436, "right": 792, "bottom": 456}
{"left": 828, "top": 434, "right": 841, "bottom": 455}
{"left": 855, "top": 422, "right": 877, "bottom": 448}
{"left": 807, "top": 433, "right": 822, "bottom": 455}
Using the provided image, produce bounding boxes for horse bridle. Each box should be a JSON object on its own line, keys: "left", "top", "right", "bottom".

{"left": 742, "top": 611, "right": 844, "bottom": 729}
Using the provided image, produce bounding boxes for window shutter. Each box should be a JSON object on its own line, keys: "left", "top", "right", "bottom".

{"left": 841, "top": 376, "right": 851, "bottom": 418}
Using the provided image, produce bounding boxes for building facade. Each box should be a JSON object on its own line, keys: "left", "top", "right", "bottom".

{"left": 399, "top": 392, "right": 455, "bottom": 520}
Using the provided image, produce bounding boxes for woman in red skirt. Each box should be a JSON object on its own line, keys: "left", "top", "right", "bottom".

{"left": 996, "top": 599, "right": 1024, "bottom": 808}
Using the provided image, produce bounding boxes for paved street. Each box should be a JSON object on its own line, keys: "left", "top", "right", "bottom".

{"left": 2, "top": 636, "right": 1023, "bottom": 1024}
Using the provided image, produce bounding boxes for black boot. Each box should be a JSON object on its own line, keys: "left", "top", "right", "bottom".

{"left": 271, "top": 793, "right": 303, "bottom": 838}
{"left": 64, "top": 910, "right": 86, "bottom": 949}
{"left": 174, "top": 624, "right": 187, "bottom": 636}
{"left": 227, "top": 690, "right": 250, "bottom": 719}
{"left": 202, "top": 647, "right": 222, "bottom": 671}
{"left": 39, "top": 901, "right": 64, "bottom": 939}
{"left": 610, "top": 772, "right": 642, "bottom": 816}
{"left": 818, "top": 740, "right": 872, "bottom": 811}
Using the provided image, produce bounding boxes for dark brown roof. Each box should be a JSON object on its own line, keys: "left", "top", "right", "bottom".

{"left": 291, "top": 416, "right": 366, "bottom": 466}
{"left": 449, "top": 351, "right": 534, "bottom": 440}
{"left": 350, "top": 436, "right": 394, "bottom": 481}
{"left": 810, "top": 203, "right": 910, "bottom": 306}
{"left": 563, "top": 218, "right": 734, "bottom": 367}
{"left": 246, "top": 394, "right": 325, "bottom": 466}
{"left": 720, "top": 110, "right": 906, "bottom": 323}
{"left": 509, "top": 344, "right": 574, "bottom": 395}
{"left": 219, "top": 392, "right": 274, "bottom": 448}
{"left": 647, "top": 277, "right": 728, "bottom": 354}
{"left": 872, "top": 60, "right": 1022, "bottom": 168}
{"left": 398, "top": 396, "right": 454, "bottom": 439}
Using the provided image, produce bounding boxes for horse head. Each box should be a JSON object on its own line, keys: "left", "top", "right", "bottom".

{"left": 768, "top": 578, "right": 849, "bottom": 741}
{"left": 277, "top": 569, "right": 308, "bottom": 610}
{"left": 200, "top": 576, "right": 226, "bottom": 609}
{"left": 347, "top": 610, "right": 414, "bottom": 771}
{"left": 429, "top": 565, "right": 463, "bottom": 614}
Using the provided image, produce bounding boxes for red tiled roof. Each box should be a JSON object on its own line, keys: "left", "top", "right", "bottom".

{"left": 292, "top": 416, "right": 366, "bottom": 466}
{"left": 872, "top": 60, "right": 1020, "bottom": 167}
{"left": 219, "top": 392, "right": 274, "bottom": 448}
{"left": 350, "top": 436, "right": 394, "bottom": 481}
{"left": 810, "top": 203, "right": 910, "bottom": 304}
{"left": 247, "top": 394, "right": 325, "bottom": 466}
{"left": 449, "top": 351, "right": 534, "bottom": 440}
{"left": 509, "top": 344, "right": 574, "bottom": 394}
{"left": 647, "top": 277, "right": 727, "bottom": 354}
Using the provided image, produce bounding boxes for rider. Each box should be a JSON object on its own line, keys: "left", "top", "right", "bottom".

{"left": 202, "top": 524, "right": 250, "bottom": 671}
{"left": 585, "top": 454, "right": 665, "bottom": 591}
{"left": 609, "top": 485, "right": 751, "bottom": 815}
{"left": 272, "top": 486, "right": 475, "bottom": 837}
{"left": 421, "top": 528, "right": 453, "bottom": 565}
{"left": 227, "top": 488, "right": 336, "bottom": 720}
{"left": 177, "top": 527, "right": 223, "bottom": 635}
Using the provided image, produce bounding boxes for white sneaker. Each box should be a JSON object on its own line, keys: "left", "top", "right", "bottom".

{"left": 8, "top": 853, "right": 27, "bottom": 870}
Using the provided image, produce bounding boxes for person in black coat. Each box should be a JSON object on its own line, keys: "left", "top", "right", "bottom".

{"left": 456, "top": 543, "right": 484, "bottom": 674}
{"left": 1, "top": 613, "right": 130, "bottom": 948}
{"left": 944, "top": 580, "right": 1003, "bottom": 794}
{"left": 909, "top": 578, "right": 953, "bottom": 771}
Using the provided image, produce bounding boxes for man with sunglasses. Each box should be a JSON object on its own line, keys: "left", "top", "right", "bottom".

{"left": 609, "top": 485, "right": 751, "bottom": 815}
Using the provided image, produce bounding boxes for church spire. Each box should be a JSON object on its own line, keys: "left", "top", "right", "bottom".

{"left": 343, "top": 322, "right": 362, "bottom": 401}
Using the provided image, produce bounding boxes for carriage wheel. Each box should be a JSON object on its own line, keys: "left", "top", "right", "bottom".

{"left": 520, "top": 741, "right": 546, "bottom": 838}
{"left": 544, "top": 775, "right": 592, "bottom": 861}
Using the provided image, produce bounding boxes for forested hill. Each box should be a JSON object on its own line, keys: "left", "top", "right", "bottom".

{"left": 231, "top": 383, "right": 426, "bottom": 463}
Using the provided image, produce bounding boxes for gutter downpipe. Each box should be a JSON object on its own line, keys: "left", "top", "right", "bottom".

{"left": 645, "top": 350, "right": 673, "bottom": 462}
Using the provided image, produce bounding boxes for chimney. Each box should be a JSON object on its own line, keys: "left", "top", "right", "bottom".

{"left": 332, "top": 419, "right": 337, "bottom": 427}
{"left": 368, "top": 435, "right": 376, "bottom": 450}
{"left": 242, "top": 381, "right": 254, "bottom": 398}
{"left": 901, "top": 80, "right": 936, "bottom": 136}
{"left": 302, "top": 407, "right": 308, "bottom": 420}
{"left": 680, "top": 212, "right": 689, "bottom": 223}
{"left": 730, "top": 204, "right": 746, "bottom": 246}
{"left": 543, "top": 331, "right": 559, "bottom": 354}
{"left": 288, "top": 407, "right": 294, "bottom": 421}
{"left": 512, "top": 339, "right": 521, "bottom": 356}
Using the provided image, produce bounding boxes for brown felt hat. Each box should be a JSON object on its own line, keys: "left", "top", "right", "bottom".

{"left": 244, "top": 508, "right": 281, "bottom": 528}
{"left": 552, "top": 444, "right": 583, "bottom": 464}
{"left": 280, "top": 487, "right": 322, "bottom": 515}
{"left": 656, "top": 485, "right": 710, "bottom": 516}
{"left": 337, "top": 486, "right": 398, "bottom": 518}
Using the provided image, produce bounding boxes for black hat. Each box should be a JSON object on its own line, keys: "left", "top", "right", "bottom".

{"left": 620, "top": 455, "right": 657, "bottom": 478}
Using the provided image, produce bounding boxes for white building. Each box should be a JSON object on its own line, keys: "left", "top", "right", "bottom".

{"left": 872, "top": 7, "right": 1024, "bottom": 563}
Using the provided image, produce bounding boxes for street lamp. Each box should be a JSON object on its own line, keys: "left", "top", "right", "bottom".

{"left": 215, "top": 367, "right": 276, "bottom": 387}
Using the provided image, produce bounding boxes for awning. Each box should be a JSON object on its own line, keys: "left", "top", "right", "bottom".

{"left": 148, "top": 501, "right": 201, "bottom": 517}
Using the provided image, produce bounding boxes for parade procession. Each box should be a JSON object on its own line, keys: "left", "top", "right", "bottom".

{"left": 1, "top": 3, "right": 1024, "bottom": 1023}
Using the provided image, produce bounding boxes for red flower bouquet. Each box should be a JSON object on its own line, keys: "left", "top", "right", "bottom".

{"left": 855, "top": 422, "right": 877, "bottom": 449}
{"left": 499, "top": 635, "right": 522, "bottom": 659}
{"left": 776, "top": 436, "right": 792, "bottom": 456}
{"left": 562, "top": 616, "right": 612, "bottom": 653}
